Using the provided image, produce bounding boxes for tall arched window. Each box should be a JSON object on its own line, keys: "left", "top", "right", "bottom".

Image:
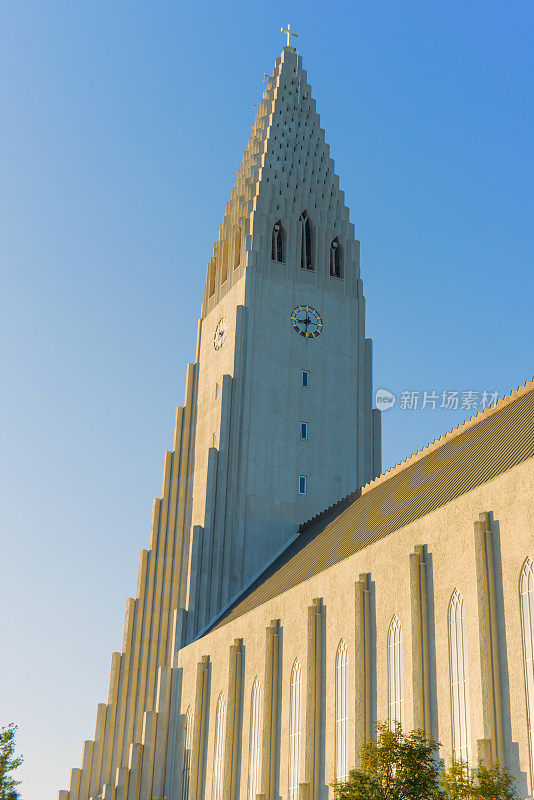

{"left": 448, "top": 590, "right": 472, "bottom": 763}
{"left": 335, "top": 639, "right": 349, "bottom": 781}
{"left": 388, "top": 615, "right": 404, "bottom": 730}
{"left": 520, "top": 557, "right": 534, "bottom": 789}
{"left": 248, "top": 677, "right": 262, "bottom": 800}
{"left": 330, "top": 237, "right": 342, "bottom": 278}
{"left": 208, "top": 258, "right": 216, "bottom": 298}
{"left": 271, "top": 220, "right": 285, "bottom": 263}
{"left": 289, "top": 659, "right": 302, "bottom": 800}
{"left": 221, "top": 241, "right": 229, "bottom": 284}
{"left": 212, "top": 693, "right": 226, "bottom": 800}
{"left": 180, "top": 706, "right": 193, "bottom": 800}
{"left": 299, "top": 211, "right": 313, "bottom": 270}
{"left": 234, "top": 227, "right": 242, "bottom": 269}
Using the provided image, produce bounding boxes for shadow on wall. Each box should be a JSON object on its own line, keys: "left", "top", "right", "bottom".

{"left": 490, "top": 515, "right": 528, "bottom": 798}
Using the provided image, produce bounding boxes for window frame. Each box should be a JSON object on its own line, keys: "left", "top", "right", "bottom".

{"left": 335, "top": 639, "right": 349, "bottom": 781}
{"left": 448, "top": 589, "right": 472, "bottom": 764}
{"left": 180, "top": 706, "right": 193, "bottom": 800}
{"left": 520, "top": 557, "right": 534, "bottom": 791}
{"left": 248, "top": 678, "right": 262, "bottom": 800}
{"left": 330, "top": 237, "right": 343, "bottom": 279}
{"left": 298, "top": 475, "right": 307, "bottom": 495}
{"left": 387, "top": 615, "right": 404, "bottom": 730}
{"left": 211, "top": 693, "right": 226, "bottom": 800}
{"left": 288, "top": 659, "right": 302, "bottom": 799}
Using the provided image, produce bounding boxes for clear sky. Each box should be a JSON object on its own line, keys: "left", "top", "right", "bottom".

{"left": 1, "top": 1, "right": 532, "bottom": 797}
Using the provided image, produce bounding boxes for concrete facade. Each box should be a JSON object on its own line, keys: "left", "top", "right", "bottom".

{"left": 57, "top": 44, "right": 381, "bottom": 799}
{"left": 57, "top": 380, "right": 534, "bottom": 799}
{"left": 187, "top": 44, "right": 380, "bottom": 627}
{"left": 56, "top": 41, "right": 534, "bottom": 800}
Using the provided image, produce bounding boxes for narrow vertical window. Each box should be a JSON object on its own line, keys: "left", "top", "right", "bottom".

{"left": 221, "top": 241, "right": 229, "bottom": 284}
{"left": 387, "top": 615, "right": 404, "bottom": 730}
{"left": 234, "top": 227, "right": 242, "bottom": 269}
{"left": 300, "top": 422, "right": 308, "bottom": 440}
{"left": 520, "top": 557, "right": 534, "bottom": 789}
{"left": 448, "top": 589, "right": 472, "bottom": 763}
{"left": 299, "top": 475, "right": 307, "bottom": 495}
{"left": 212, "top": 693, "right": 226, "bottom": 800}
{"left": 335, "top": 639, "right": 349, "bottom": 781}
{"left": 302, "top": 370, "right": 309, "bottom": 387}
{"left": 271, "top": 220, "right": 285, "bottom": 262}
{"left": 180, "top": 706, "right": 193, "bottom": 800}
{"left": 330, "top": 237, "right": 343, "bottom": 278}
{"left": 289, "top": 659, "right": 302, "bottom": 800}
{"left": 248, "top": 678, "right": 262, "bottom": 800}
{"left": 299, "top": 211, "right": 313, "bottom": 270}
{"left": 208, "top": 258, "right": 216, "bottom": 298}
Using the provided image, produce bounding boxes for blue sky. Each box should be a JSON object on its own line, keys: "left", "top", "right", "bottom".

{"left": 1, "top": 1, "right": 532, "bottom": 797}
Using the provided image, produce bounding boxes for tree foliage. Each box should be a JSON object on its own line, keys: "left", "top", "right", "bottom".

{"left": 332, "top": 722, "right": 517, "bottom": 800}
{"left": 441, "top": 759, "right": 516, "bottom": 800}
{"left": 332, "top": 722, "right": 442, "bottom": 800}
{"left": 0, "top": 724, "right": 23, "bottom": 800}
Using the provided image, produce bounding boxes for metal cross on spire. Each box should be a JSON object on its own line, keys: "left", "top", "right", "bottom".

{"left": 281, "top": 23, "right": 299, "bottom": 48}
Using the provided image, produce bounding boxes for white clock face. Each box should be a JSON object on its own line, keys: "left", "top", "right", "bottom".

{"left": 290, "top": 305, "right": 324, "bottom": 339}
{"left": 213, "top": 317, "right": 229, "bottom": 350}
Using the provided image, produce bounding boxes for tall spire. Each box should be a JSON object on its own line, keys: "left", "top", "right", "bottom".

{"left": 210, "top": 44, "right": 355, "bottom": 294}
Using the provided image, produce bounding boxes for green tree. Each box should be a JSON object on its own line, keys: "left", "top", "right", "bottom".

{"left": 441, "top": 759, "right": 516, "bottom": 800}
{"left": 332, "top": 721, "right": 443, "bottom": 800}
{"left": 332, "top": 721, "right": 517, "bottom": 800}
{"left": 0, "top": 724, "right": 23, "bottom": 800}
{"left": 440, "top": 760, "right": 471, "bottom": 800}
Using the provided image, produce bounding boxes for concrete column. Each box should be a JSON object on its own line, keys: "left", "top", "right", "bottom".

{"left": 123, "top": 551, "right": 148, "bottom": 762}
{"left": 79, "top": 740, "right": 94, "bottom": 799}
{"left": 157, "top": 409, "right": 183, "bottom": 666}
{"left": 145, "top": 452, "right": 173, "bottom": 712}
{"left": 474, "top": 511, "right": 505, "bottom": 763}
{"left": 262, "top": 620, "right": 280, "bottom": 799}
{"left": 170, "top": 608, "right": 187, "bottom": 668}
{"left": 305, "top": 598, "right": 323, "bottom": 800}
{"left": 186, "top": 526, "right": 204, "bottom": 639}
{"left": 57, "top": 791, "right": 69, "bottom": 800}
{"left": 152, "top": 666, "right": 172, "bottom": 797}
{"left": 477, "top": 738, "right": 493, "bottom": 767}
{"left": 222, "top": 304, "right": 246, "bottom": 603}
{"left": 210, "top": 374, "right": 234, "bottom": 619}
{"left": 113, "top": 598, "right": 134, "bottom": 772}
{"left": 114, "top": 765, "right": 129, "bottom": 800}
{"left": 126, "top": 742, "right": 143, "bottom": 800}
{"left": 135, "top": 500, "right": 161, "bottom": 740}
{"left": 68, "top": 767, "right": 81, "bottom": 800}
{"left": 355, "top": 573, "right": 372, "bottom": 759}
{"left": 175, "top": 362, "right": 197, "bottom": 612}
{"left": 139, "top": 710, "right": 157, "bottom": 798}
{"left": 197, "top": 448, "right": 219, "bottom": 630}
{"left": 89, "top": 703, "right": 107, "bottom": 797}
{"left": 190, "top": 655, "right": 210, "bottom": 800}
{"left": 101, "top": 782, "right": 115, "bottom": 799}
{"left": 163, "top": 666, "right": 184, "bottom": 800}
{"left": 223, "top": 638, "right": 244, "bottom": 800}
{"left": 410, "top": 546, "right": 431, "bottom": 734}
{"left": 102, "top": 652, "right": 121, "bottom": 785}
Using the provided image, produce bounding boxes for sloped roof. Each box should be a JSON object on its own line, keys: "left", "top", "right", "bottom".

{"left": 207, "top": 379, "right": 534, "bottom": 633}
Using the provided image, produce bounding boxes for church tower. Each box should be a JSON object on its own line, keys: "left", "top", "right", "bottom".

{"left": 57, "top": 39, "right": 380, "bottom": 800}
{"left": 184, "top": 42, "right": 381, "bottom": 635}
